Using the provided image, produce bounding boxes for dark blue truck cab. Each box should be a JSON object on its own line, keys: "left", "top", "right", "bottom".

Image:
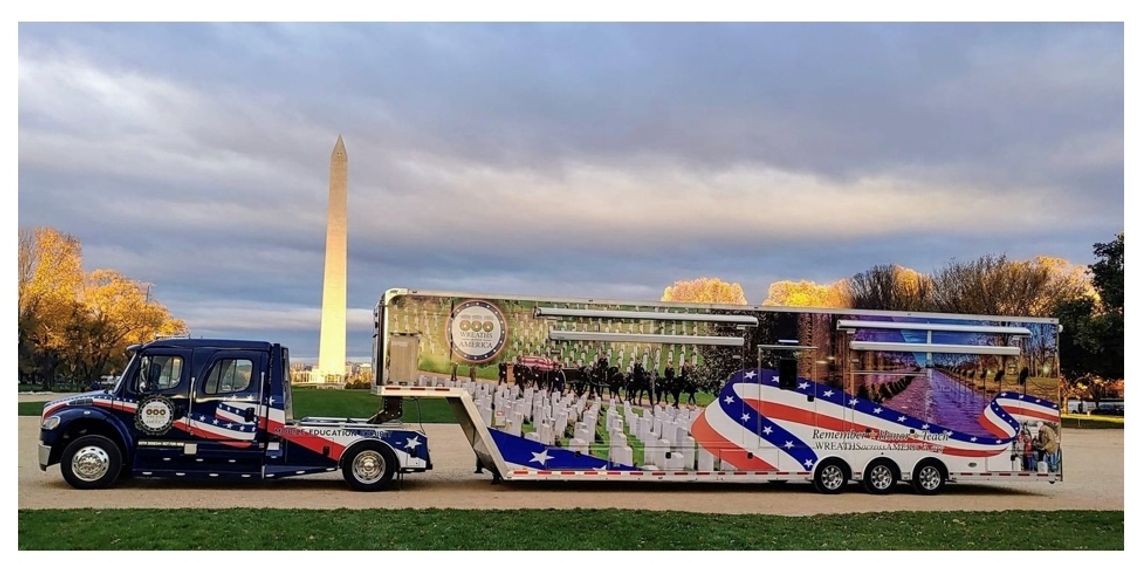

{"left": 38, "top": 339, "right": 429, "bottom": 491}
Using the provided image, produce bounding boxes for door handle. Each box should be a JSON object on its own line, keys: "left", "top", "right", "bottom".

{"left": 243, "top": 407, "right": 255, "bottom": 422}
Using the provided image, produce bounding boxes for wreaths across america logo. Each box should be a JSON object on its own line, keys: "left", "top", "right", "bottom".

{"left": 135, "top": 395, "right": 176, "bottom": 435}
{"left": 447, "top": 300, "right": 508, "bottom": 363}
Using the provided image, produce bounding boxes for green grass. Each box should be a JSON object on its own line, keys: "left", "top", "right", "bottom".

{"left": 1060, "top": 414, "right": 1124, "bottom": 429}
{"left": 17, "top": 508, "right": 1122, "bottom": 550}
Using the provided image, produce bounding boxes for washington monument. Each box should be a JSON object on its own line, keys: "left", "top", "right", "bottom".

{"left": 316, "top": 135, "right": 348, "bottom": 385}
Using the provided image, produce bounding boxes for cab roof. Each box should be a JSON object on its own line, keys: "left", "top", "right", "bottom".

{"left": 136, "top": 339, "right": 275, "bottom": 352}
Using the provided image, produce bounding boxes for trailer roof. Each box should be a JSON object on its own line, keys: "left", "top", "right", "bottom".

{"left": 381, "top": 288, "right": 1059, "bottom": 324}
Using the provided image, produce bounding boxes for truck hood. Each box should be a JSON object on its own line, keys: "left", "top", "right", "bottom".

{"left": 40, "top": 390, "right": 114, "bottom": 419}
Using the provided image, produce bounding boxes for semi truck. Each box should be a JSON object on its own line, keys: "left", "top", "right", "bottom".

{"left": 39, "top": 287, "right": 1064, "bottom": 494}
{"left": 38, "top": 339, "right": 429, "bottom": 490}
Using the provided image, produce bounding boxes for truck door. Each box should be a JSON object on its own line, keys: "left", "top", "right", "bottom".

{"left": 188, "top": 350, "right": 267, "bottom": 474}
{"left": 120, "top": 349, "right": 193, "bottom": 473}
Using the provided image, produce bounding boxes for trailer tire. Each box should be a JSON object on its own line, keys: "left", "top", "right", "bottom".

{"left": 342, "top": 444, "right": 397, "bottom": 491}
{"left": 60, "top": 434, "right": 123, "bottom": 490}
{"left": 912, "top": 459, "right": 947, "bottom": 495}
{"left": 861, "top": 458, "right": 898, "bottom": 494}
{"left": 812, "top": 458, "right": 849, "bottom": 494}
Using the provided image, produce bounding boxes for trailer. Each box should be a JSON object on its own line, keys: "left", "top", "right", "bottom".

{"left": 373, "top": 288, "right": 1063, "bottom": 494}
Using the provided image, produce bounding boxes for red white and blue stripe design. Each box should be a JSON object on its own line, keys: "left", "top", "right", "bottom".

{"left": 692, "top": 368, "right": 1061, "bottom": 469}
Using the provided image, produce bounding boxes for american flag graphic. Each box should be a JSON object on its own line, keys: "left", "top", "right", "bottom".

{"left": 692, "top": 368, "right": 1061, "bottom": 471}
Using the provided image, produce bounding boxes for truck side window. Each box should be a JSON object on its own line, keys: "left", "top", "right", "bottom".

{"left": 204, "top": 358, "right": 254, "bottom": 395}
{"left": 135, "top": 355, "right": 183, "bottom": 393}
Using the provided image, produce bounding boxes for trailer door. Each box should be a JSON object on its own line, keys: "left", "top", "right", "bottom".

{"left": 388, "top": 334, "right": 421, "bottom": 385}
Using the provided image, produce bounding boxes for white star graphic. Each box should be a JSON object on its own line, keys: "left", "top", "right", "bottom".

{"left": 784, "top": 441, "right": 794, "bottom": 449}
{"left": 724, "top": 396, "right": 735, "bottom": 404}
{"left": 762, "top": 426, "right": 773, "bottom": 435}
{"left": 970, "top": 437, "right": 978, "bottom": 442}
{"left": 797, "top": 382, "right": 810, "bottom": 390}
{"left": 744, "top": 372, "right": 757, "bottom": 379}
{"left": 823, "top": 390, "right": 834, "bottom": 397}
{"left": 804, "top": 459, "right": 814, "bottom": 468}
{"left": 771, "top": 375, "right": 780, "bottom": 383}
{"left": 226, "top": 423, "right": 234, "bottom": 429}
{"left": 404, "top": 436, "right": 422, "bottom": 450}
{"left": 897, "top": 416, "right": 907, "bottom": 422}
{"left": 873, "top": 407, "right": 883, "bottom": 414}
{"left": 1018, "top": 394, "right": 1024, "bottom": 399}
{"left": 741, "top": 413, "right": 751, "bottom": 422}
{"left": 921, "top": 424, "right": 930, "bottom": 430}
{"left": 1035, "top": 399, "right": 1041, "bottom": 403}
{"left": 848, "top": 398, "right": 859, "bottom": 406}
{"left": 530, "top": 449, "right": 554, "bottom": 466}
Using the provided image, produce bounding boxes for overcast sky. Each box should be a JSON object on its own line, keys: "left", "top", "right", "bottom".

{"left": 18, "top": 23, "right": 1123, "bottom": 361}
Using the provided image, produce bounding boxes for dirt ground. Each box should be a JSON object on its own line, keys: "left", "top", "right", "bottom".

{"left": 18, "top": 418, "right": 1122, "bottom": 515}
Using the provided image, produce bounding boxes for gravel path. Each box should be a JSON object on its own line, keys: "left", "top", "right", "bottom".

{"left": 18, "top": 418, "right": 1122, "bottom": 515}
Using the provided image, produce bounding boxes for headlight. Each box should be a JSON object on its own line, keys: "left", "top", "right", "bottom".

{"left": 41, "top": 416, "right": 61, "bottom": 431}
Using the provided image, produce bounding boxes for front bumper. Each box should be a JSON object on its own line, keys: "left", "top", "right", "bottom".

{"left": 38, "top": 441, "right": 51, "bottom": 471}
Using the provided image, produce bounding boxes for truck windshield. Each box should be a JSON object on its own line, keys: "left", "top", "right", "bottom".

{"left": 111, "top": 351, "right": 139, "bottom": 395}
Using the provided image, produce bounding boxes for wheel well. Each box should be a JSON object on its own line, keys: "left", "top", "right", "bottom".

{"left": 912, "top": 457, "right": 948, "bottom": 480}
{"left": 56, "top": 419, "right": 126, "bottom": 464}
{"left": 814, "top": 456, "right": 851, "bottom": 480}
{"left": 863, "top": 457, "right": 901, "bottom": 480}
{"left": 339, "top": 439, "right": 398, "bottom": 470}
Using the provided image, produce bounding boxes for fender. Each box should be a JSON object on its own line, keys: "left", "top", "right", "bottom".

{"left": 338, "top": 438, "right": 401, "bottom": 470}
{"left": 46, "top": 406, "right": 136, "bottom": 461}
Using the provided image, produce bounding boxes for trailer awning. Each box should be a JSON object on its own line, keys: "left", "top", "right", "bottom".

{"left": 535, "top": 307, "right": 758, "bottom": 326}
{"left": 548, "top": 330, "right": 745, "bottom": 347}
{"left": 848, "top": 341, "right": 1021, "bottom": 356}
{"left": 836, "top": 319, "right": 1030, "bottom": 336}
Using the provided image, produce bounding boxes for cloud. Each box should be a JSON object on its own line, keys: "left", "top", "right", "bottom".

{"left": 18, "top": 23, "right": 1123, "bottom": 358}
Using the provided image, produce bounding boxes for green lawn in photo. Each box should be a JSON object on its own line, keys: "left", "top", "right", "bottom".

{"left": 17, "top": 508, "right": 1123, "bottom": 550}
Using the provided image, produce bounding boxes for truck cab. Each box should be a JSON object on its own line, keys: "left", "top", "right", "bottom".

{"left": 38, "top": 339, "right": 430, "bottom": 491}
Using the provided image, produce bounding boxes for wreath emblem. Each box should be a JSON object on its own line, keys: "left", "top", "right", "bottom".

{"left": 134, "top": 395, "right": 177, "bottom": 435}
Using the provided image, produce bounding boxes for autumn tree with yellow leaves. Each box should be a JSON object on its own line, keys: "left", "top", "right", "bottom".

{"left": 763, "top": 279, "right": 851, "bottom": 308}
{"left": 661, "top": 277, "right": 748, "bottom": 305}
{"left": 18, "top": 227, "right": 187, "bottom": 390}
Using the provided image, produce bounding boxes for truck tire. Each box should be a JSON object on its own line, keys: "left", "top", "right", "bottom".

{"left": 912, "top": 459, "right": 947, "bottom": 495}
{"left": 342, "top": 444, "right": 397, "bottom": 491}
{"left": 812, "top": 458, "right": 849, "bottom": 494}
{"left": 861, "top": 458, "right": 898, "bottom": 494}
{"left": 60, "top": 434, "right": 123, "bottom": 490}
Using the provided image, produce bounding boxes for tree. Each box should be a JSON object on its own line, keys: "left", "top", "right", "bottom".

{"left": 18, "top": 226, "right": 187, "bottom": 389}
{"left": 928, "top": 255, "right": 1089, "bottom": 317}
{"left": 1089, "top": 233, "right": 1123, "bottom": 311}
{"left": 18, "top": 227, "right": 85, "bottom": 388}
{"left": 661, "top": 277, "right": 748, "bottom": 305}
{"left": 763, "top": 279, "right": 851, "bottom": 308}
{"left": 848, "top": 265, "right": 933, "bottom": 311}
{"left": 62, "top": 270, "right": 188, "bottom": 387}
{"left": 1057, "top": 234, "right": 1123, "bottom": 384}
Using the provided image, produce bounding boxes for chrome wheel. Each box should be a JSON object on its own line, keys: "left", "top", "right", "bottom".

{"left": 351, "top": 450, "right": 385, "bottom": 485}
{"left": 71, "top": 445, "right": 110, "bottom": 482}
{"left": 918, "top": 465, "right": 942, "bottom": 490}
{"left": 819, "top": 464, "right": 845, "bottom": 491}
{"left": 868, "top": 464, "right": 894, "bottom": 490}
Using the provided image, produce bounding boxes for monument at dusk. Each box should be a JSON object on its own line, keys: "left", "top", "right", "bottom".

{"left": 314, "top": 135, "right": 348, "bottom": 385}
